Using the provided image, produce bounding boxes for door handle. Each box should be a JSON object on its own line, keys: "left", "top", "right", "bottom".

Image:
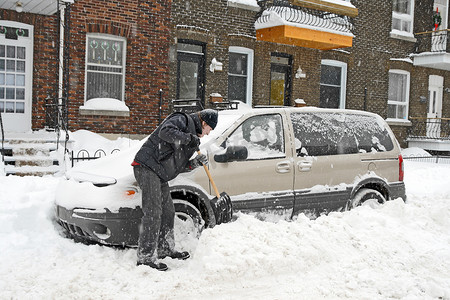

{"left": 298, "top": 161, "right": 312, "bottom": 172}
{"left": 276, "top": 161, "right": 291, "bottom": 173}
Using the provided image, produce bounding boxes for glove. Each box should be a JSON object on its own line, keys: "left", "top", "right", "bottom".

{"left": 190, "top": 154, "right": 208, "bottom": 168}
{"left": 188, "top": 134, "right": 200, "bottom": 149}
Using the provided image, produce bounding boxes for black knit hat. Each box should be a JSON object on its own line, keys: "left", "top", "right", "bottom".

{"left": 200, "top": 109, "right": 218, "bottom": 129}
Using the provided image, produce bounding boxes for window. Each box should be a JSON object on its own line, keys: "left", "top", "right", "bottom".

{"left": 225, "top": 114, "right": 285, "bottom": 160}
{"left": 291, "top": 113, "right": 394, "bottom": 157}
{"left": 320, "top": 60, "right": 347, "bottom": 109}
{"left": 228, "top": 47, "right": 253, "bottom": 105}
{"left": 85, "top": 34, "right": 126, "bottom": 102}
{"left": 176, "top": 40, "right": 205, "bottom": 104}
{"left": 392, "top": 0, "right": 414, "bottom": 36}
{"left": 388, "top": 70, "right": 410, "bottom": 120}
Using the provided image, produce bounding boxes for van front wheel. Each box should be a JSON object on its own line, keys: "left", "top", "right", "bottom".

{"left": 348, "top": 188, "right": 386, "bottom": 210}
{"left": 173, "top": 199, "right": 205, "bottom": 240}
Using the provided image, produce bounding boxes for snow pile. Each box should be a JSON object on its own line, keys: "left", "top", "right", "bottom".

{"left": 401, "top": 147, "right": 432, "bottom": 157}
{"left": 80, "top": 98, "right": 130, "bottom": 112}
{"left": 69, "top": 129, "right": 140, "bottom": 156}
{"left": 0, "top": 156, "right": 449, "bottom": 298}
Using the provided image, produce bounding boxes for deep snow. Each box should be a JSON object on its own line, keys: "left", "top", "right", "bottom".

{"left": 0, "top": 138, "right": 449, "bottom": 299}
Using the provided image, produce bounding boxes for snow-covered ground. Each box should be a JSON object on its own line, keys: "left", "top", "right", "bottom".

{"left": 0, "top": 137, "right": 449, "bottom": 299}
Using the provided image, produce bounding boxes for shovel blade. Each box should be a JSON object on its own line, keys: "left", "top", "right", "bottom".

{"left": 210, "top": 192, "right": 233, "bottom": 225}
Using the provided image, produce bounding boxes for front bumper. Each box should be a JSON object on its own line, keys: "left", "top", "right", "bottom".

{"left": 56, "top": 205, "right": 142, "bottom": 247}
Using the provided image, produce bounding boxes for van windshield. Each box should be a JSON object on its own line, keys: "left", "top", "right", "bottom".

{"left": 290, "top": 112, "right": 394, "bottom": 157}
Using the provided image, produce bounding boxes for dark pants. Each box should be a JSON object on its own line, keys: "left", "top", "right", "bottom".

{"left": 133, "top": 165, "right": 175, "bottom": 264}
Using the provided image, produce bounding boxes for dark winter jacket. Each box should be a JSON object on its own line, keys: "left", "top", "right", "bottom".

{"left": 133, "top": 112, "right": 203, "bottom": 182}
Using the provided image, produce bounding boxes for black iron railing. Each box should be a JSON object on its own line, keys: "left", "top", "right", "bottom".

{"left": 71, "top": 148, "right": 120, "bottom": 167}
{"left": 256, "top": 1, "right": 354, "bottom": 34}
{"left": 172, "top": 99, "right": 204, "bottom": 114}
{"left": 414, "top": 29, "right": 450, "bottom": 53}
{"left": 408, "top": 117, "right": 450, "bottom": 140}
{"left": 403, "top": 155, "right": 450, "bottom": 164}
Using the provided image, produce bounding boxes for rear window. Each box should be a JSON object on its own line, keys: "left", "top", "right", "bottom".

{"left": 291, "top": 112, "right": 394, "bottom": 157}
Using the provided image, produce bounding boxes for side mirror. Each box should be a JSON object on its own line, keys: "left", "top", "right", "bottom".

{"left": 214, "top": 145, "right": 248, "bottom": 163}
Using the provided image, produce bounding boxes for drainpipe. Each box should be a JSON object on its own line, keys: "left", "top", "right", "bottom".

{"left": 58, "top": 4, "right": 64, "bottom": 108}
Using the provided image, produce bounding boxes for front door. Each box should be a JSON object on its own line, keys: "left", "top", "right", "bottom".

{"left": 427, "top": 75, "right": 444, "bottom": 138}
{"left": 0, "top": 21, "right": 33, "bottom": 133}
{"left": 270, "top": 54, "right": 291, "bottom": 106}
{"left": 176, "top": 41, "right": 205, "bottom": 106}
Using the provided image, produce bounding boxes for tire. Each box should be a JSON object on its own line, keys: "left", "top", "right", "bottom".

{"left": 348, "top": 188, "right": 386, "bottom": 210}
{"left": 173, "top": 199, "right": 205, "bottom": 239}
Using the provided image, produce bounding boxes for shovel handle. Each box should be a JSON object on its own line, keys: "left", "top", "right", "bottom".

{"left": 197, "top": 150, "right": 221, "bottom": 198}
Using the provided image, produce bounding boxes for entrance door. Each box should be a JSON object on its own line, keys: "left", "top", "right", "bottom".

{"left": 270, "top": 54, "right": 291, "bottom": 106}
{"left": 432, "top": 0, "right": 448, "bottom": 52}
{"left": 0, "top": 21, "right": 33, "bottom": 133}
{"left": 427, "top": 75, "right": 443, "bottom": 138}
{"left": 176, "top": 41, "right": 205, "bottom": 106}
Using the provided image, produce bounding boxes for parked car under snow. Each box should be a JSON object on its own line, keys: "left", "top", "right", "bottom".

{"left": 55, "top": 106, "right": 406, "bottom": 246}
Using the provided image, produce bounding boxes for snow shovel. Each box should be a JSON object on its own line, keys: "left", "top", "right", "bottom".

{"left": 197, "top": 150, "right": 233, "bottom": 225}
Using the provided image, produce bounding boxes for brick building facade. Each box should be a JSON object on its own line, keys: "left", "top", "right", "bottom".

{"left": 1, "top": 0, "right": 449, "bottom": 149}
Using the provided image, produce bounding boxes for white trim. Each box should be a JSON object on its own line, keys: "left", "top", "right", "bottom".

{"left": 321, "top": 59, "right": 347, "bottom": 109}
{"left": 229, "top": 46, "right": 254, "bottom": 106}
{"left": 84, "top": 33, "right": 127, "bottom": 108}
{"left": 0, "top": 20, "right": 34, "bottom": 133}
{"left": 388, "top": 69, "right": 410, "bottom": 120}
{"left": 227, "top": 0, "right": 260, "bottom": 11}
{"left": 391, "top": 0, "right": 415, "bottom": 35}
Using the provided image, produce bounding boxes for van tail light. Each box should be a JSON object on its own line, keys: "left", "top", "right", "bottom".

{"left": 398, "top": 154, "right": 404, "bottom": 181}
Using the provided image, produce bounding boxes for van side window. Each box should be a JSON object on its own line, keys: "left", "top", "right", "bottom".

{"left": 291, "top": 113, "right": 394, "bottom": 157}
{"left": 226, "top": 114, "right": 285, "bottom": 159}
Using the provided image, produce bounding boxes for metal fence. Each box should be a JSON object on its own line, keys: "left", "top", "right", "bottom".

{"left": 71, "top": 148, "right": 120, "bottom": 167}
{"left": 408, "top": 118, "right": 450, "bottom": 140}
{"left": 414, "top": 29, "right": 449, "bottom": 53}
{"left": 403, "top": 155, "right": 450, "bottom": 164}
{"left": 256, "top": 2, "right": 354, "bottom": 34}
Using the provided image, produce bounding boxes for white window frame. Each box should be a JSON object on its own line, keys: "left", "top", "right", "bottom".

{"left": 0, "top": 20, "right": 34, "bottom": 132}
{"left": 228, "top": 46, "right": 253, "bottom": 106}
{"left": 320, "top": 59, "right": 347, "bottom": 109}
{"left": 391, "top": 0, "right": 415, "bottom": 38}
{"left": 84, "top": 33, "right": 127, "bottom": 105}
{"left": 387, "top": 69, "right": 410, "bottom": 122}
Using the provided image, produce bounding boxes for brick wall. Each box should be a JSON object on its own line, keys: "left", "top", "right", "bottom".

{"left": 3, "top": 0, "right": 449, "bottom": 146}
{"left": 67, "top": 0, "right": 172, "bottom": 135}
{"left": 170, "top": 0, "right": 325, "bottom": 107}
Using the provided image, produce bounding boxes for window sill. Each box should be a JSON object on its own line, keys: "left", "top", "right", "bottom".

{"left": 227, "top": 0, "right": 260, "bottom": 11}
{"left": 79, "top": 108, "right": 130, "bottom": 117}
{"left": 386, "top": 119, "right": 412, "bottom": 126}
{"left": 389, "top": 31, "right": 416, "bottom": 43}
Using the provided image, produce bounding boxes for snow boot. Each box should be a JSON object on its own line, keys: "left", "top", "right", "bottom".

{"left": 158, "top": 251, "right": 190, "bottom": 260}
{"left": 137, "top": 261, "right": 168, "bottom": 271}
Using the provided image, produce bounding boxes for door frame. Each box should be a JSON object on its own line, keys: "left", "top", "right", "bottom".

{"left": 0, "top": 20, "right": 33, "bottom": 133}
{"left": 270, "top": 53, "right": 292, "bottom": 106}
{"left": 427, "top": 75, "right": 444, "bottom": 138}
{"left": 176, "top": 40, "right": 205, "bottom": 106}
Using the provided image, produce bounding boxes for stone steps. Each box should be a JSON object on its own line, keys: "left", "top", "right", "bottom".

{"left": 1, "top": 132, "right": 67, "bottom": 176}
